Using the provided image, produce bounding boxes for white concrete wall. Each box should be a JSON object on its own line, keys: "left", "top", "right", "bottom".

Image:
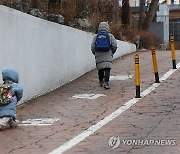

{"left": 0, "top": 5, "right": 136, "bottom": 104}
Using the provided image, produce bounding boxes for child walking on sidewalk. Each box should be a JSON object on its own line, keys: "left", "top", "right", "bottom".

{"left": 0, "top": 67, "right": 23, "bottom": 130}
{"left": 91, "top": 22, "right": 117, "bottom": 89}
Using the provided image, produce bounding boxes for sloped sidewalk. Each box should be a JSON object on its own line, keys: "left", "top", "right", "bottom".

{"left": 0, "top": 50, "right": 180, "bottom": 154}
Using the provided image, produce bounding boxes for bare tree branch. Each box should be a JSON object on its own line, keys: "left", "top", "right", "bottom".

{"left": 138, "top": 0, "right": 146, "bottom": 30}
{"left": 142, "top": 0, "right": 159, "bottom": 30}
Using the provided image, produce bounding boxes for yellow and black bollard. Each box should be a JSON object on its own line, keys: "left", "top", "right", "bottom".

{"left": 170, "top": 35, "right": 177, "bottom": 69}
{"left": 151, "top": 47, "right": 160, "bottom": 83}
{"left": 135, "top": 54, "right": 141, "bottom": 98}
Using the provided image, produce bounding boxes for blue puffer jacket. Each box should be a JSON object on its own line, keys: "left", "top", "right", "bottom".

{"left": 0, "top": 67, "right": 23, "bottom": 119}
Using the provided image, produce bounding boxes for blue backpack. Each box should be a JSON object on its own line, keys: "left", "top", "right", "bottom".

{"left": 95, "top": 31, "right": 111, "bottom": 51}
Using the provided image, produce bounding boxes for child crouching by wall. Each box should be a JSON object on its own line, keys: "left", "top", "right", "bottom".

{"left": 0, "top": 67, "right": 23, "bottom": 130}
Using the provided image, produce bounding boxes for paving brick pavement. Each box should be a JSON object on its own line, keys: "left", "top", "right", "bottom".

{"left": 0, "top": 50, "right": 180, "bottom": 154}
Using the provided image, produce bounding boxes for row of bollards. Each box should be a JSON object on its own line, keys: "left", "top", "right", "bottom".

{"left": 135, "top": 35, "right": 177, "bottom": 98}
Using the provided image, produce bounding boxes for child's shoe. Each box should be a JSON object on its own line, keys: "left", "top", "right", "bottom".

{"left": 9, "top": 119, "right": 19, "bottom": 128}
{"left": 99, "top": 81, "right": 104, "bottom": 87}
{"left": 103, "top": 82, "right": 110, "bottom": 89}
{"left": 0, "top": 117, "right": 11, "bottom": 130}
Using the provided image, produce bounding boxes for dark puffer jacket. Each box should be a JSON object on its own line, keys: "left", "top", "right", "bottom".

{"left": 91, "top": 22, "right": 117, "bottom": 70}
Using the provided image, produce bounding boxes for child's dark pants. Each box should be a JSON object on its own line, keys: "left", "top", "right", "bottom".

{"left": 98, "top": 68, "right": 111, "bottom": 82}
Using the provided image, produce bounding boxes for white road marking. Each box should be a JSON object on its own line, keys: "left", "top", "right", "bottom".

{"left": 110, "top": 75, "right": 133, "bottom": 80}
{"left": 19, "top": 118, "right": 60, "bottom": 126}
{"left": 49, "top": 63, "right": 180, "bottom": 154}
{"left": 71, "top": 94, "right": 106, "bottom": 100}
